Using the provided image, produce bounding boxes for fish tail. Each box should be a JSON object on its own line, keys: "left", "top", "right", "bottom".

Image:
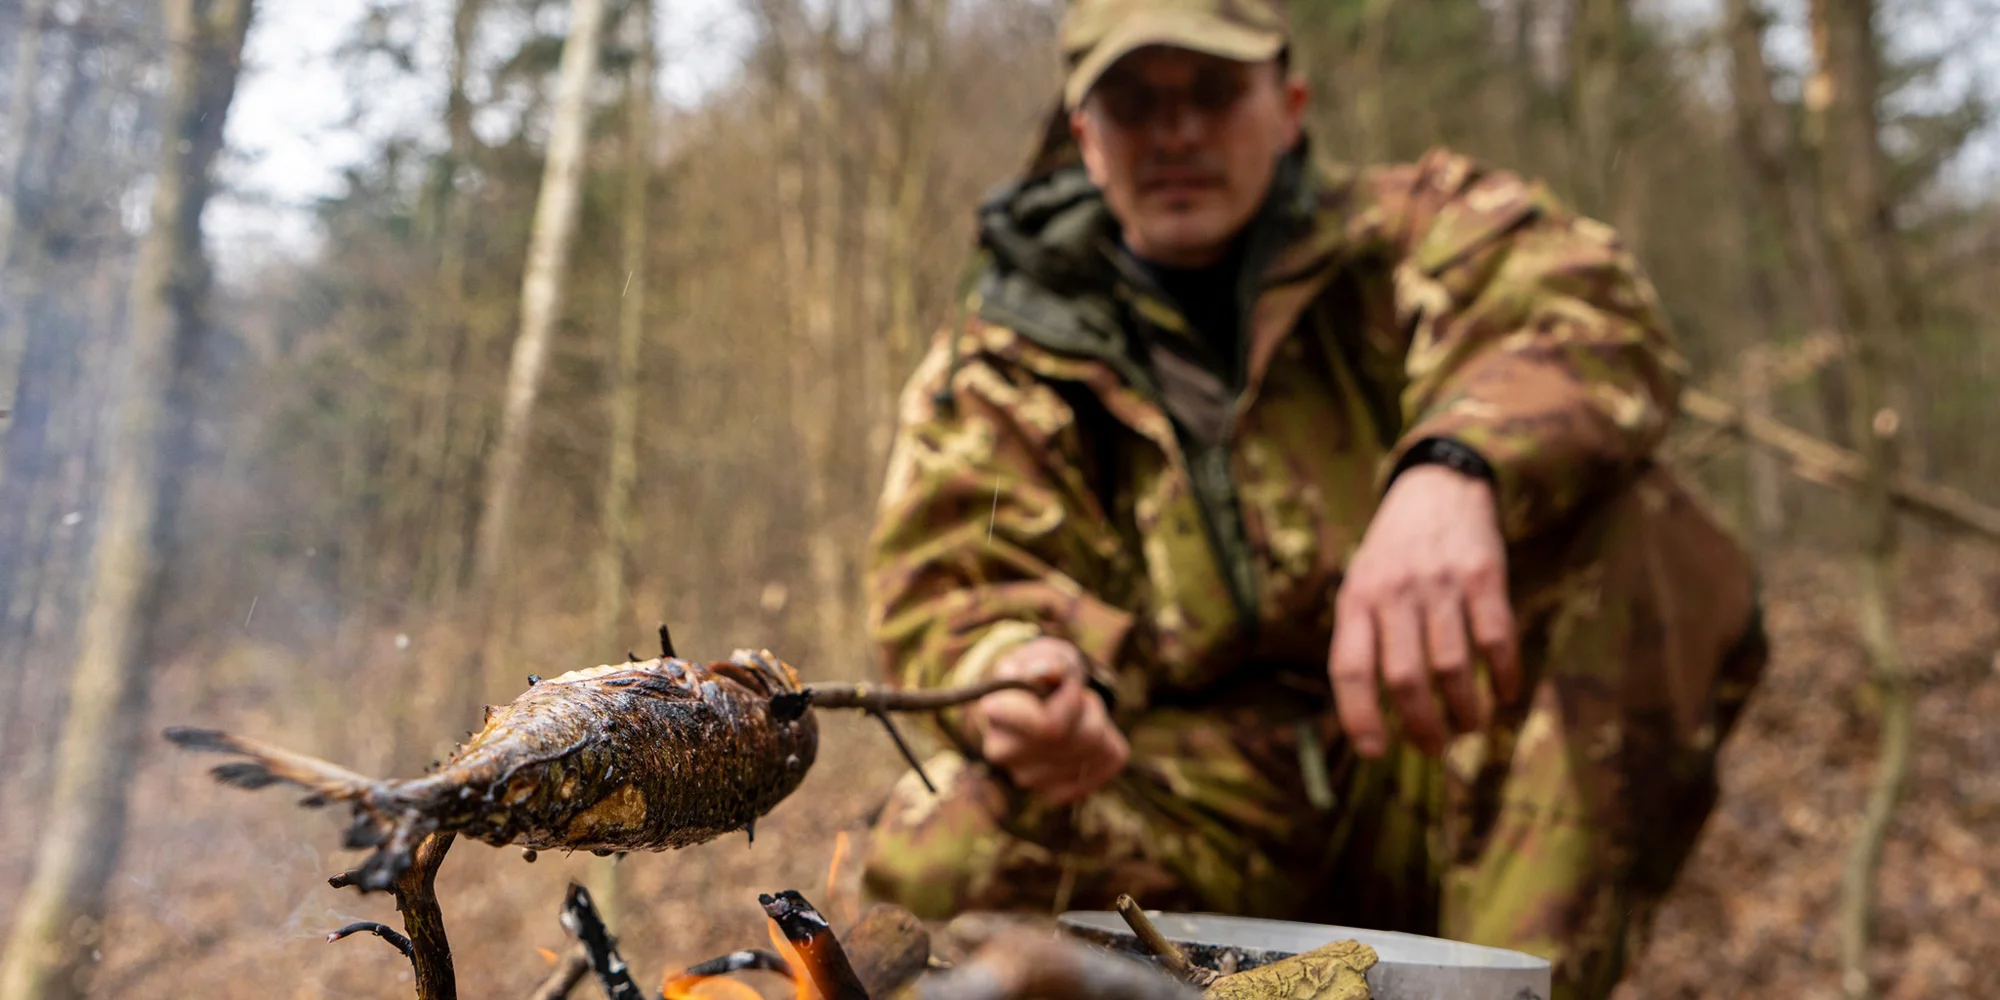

{"left": 165, "top": 726, "right": 440, "bottom": 894}
{"left": 164, "top": 726, "right": 384, "bottom": 802}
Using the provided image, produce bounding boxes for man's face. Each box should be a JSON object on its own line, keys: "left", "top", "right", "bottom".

{"left": 1071, "top": 46, "right": 1307, "bottom": 268}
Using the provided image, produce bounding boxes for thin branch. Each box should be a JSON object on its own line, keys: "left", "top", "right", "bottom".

{"left": 866, "top": 709, "right": 935, "bottom": 792}
{"left": 1680, "top": 388, "right": 2000, "bottom": 542}
{"left": 1114, "top": 895, "right": 1213, "bottom": 987}
{"left": 327, "top": 921, "right": 414, "bottom": 958}
{"left": 759, "top": 890, "right": 871, "bottom": 1000}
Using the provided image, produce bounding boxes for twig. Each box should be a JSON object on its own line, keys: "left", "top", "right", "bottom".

{"left": 760, "top": 890, "right": 871, "bottom": 1000}
{"left": 866, "top": 709, "right": 937, "bottom": 792}
{"left": 328, "top": 921, "right": 414, "bottom": 958}
{"left": 1114, "top": 895, "right": 1212, "bottom": 987}
{"left": 527, "top": 944, "right": 591, "bottom": 1000}
{"left": 1680, "top": 388, "right": 2000, "bottom": 542}
{"left": 396, "top": 832, "right": 458, "bottom": 1000}
{"left": 560, "top": 882, "right": 646, "bottom": 1000}
{"left": 674, "top": 949, "right": 796, "bottom": 979}
{"left": 916, "top": 929, "right": 1202, "bottom": 1000}
{"left": 780, "top": 676, "right": 1064, "bottom": 716}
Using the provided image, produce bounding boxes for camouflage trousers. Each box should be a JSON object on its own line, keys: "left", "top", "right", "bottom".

{"left": 860, "top": 467, "right": 1768, "bottom": 1000}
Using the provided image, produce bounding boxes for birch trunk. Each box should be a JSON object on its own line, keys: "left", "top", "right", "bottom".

{"left": 471, "top": 0, "right": 607, "bottom": 685}
{"left": 0, "top": 1, "right": 254, "bottom": 996}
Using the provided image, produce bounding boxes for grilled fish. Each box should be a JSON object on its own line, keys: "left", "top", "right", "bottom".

{"left": 165, "top": 648, "right": 819, "bottom": 891}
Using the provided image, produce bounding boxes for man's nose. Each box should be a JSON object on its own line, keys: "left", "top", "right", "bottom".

{"left": 1146, "top": 98, "right": 1206, "bottom": 149}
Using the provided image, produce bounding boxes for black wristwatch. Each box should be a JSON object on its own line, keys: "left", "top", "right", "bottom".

{"left": 1387, "top": 436, "right": 1496, "bottom": 488}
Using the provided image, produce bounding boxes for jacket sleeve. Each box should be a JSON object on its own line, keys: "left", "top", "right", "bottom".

{"left": 864, "top": 324, "right": 1137, "bottom": 741}
{"left": 1363, "top": 148, "right": 1689, "bottom": 541}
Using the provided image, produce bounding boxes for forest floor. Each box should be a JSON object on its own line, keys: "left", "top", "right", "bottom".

{"left": 4, "top": 542, "right": 1995, "bottom": 999}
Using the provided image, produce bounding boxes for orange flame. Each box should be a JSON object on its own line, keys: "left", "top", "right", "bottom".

{"left": 661, "top": 975, "right": 764, "bottom": 1000}
{"left": 536, "top": 947, "right": 559, "bottom": 965}
{"left": 825, "top": 830, "right": 849, "bottom": 902}
{"left": 768, "top": 918, "right": 818, "bottom": 1000}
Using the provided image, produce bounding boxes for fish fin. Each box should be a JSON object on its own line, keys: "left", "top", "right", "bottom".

{"left": 164, "top": 725, "right": 381, "bottom": 804}
{"left": 744, "top": 819, "right": 755, "bottom": 845}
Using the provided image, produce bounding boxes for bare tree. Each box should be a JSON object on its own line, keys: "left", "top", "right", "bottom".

{"left": 1804, "top": 0, "right": 1914, "bottom": 995}
{"left": 471, "top": 0, "right": 608, "bottom": 684}
{"left": 0, "top": 0, "right": 255, "bottom": 996}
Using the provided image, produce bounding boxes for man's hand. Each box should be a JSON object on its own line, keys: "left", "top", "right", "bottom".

{"left": 1330, "top": 465, "right": 1521, "bottom": 759}
{"left": 968, "top": 637, "right": 1129, "bottom": 805}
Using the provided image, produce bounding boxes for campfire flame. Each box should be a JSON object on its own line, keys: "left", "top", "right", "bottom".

{"left": 826, "top": 830, "right": 848, "bottom": 902}
{"left": 767, "top": 918, "right": 818, "bottom": 1000}
{"left": 664, "top": 976, "right": 772, "bottom": 1000}
{"left": 661, "top": 976, "right": 764, "bottom": 1000}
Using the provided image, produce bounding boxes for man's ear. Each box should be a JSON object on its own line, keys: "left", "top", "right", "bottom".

{"left": 1281, "top": 76, "right": 1309, "bottom": 144}
{"left": 1072, "top": 108, "right": 1111, "bottom": 187}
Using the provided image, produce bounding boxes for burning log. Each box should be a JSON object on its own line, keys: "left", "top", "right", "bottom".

{"left": 761, "top": 890, "right": 872, "bottom": 1000}
{"left": 840, "top": 904, "right": 933, "bottom": 997}
{"left": 163, "top": 638, "right": 1056, "bottom": 892}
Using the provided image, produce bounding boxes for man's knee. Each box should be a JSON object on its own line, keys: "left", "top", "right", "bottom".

{"left": 860, "top": 752, "right": 1056, "bottom": 920}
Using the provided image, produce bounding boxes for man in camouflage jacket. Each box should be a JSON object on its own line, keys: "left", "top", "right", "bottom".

{"left": 857, "top": 1, "right": 1768, "bottom": 996}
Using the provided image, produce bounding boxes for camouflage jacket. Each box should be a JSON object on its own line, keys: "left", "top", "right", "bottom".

{"left": 865, "top": 142, "right": 1690, "bottom": 724}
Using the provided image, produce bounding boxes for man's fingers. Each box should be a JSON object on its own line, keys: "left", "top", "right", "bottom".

{"left": 1037, "top": 716, "right": 1128, "bottom": 805}
{"left": 1466, "top": 576, "right": 1521, "bottom": 704}
{"left": 1039, "top": 668, "right": 1086, "bottom": 737}
{"left": 1378, "top": 599, "right": 1446, "bottom": 756}
{"left": 1330, "top": 602, "right": 1385, "bottom": 757}
{"left": 1423, "top": 596, "right": 1484, "bottom": 734}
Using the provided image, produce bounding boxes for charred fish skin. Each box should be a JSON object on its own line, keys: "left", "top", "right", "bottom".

{"left": 165, "top": 648, "right": 820, "bottom": 892}
{"left": 416, "top": 647, "right": 820, "bottom": 854}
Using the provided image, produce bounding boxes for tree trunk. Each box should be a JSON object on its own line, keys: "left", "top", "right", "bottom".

{"left": 1721, "top": 0, "right": 1796, "bottom": 546}
{"left": 412, "top": 0, "right": 487, "bottom": 605}
{"left": 470, "top": 0, "right": 607, "bottom": 687}
{"left": 1727, "top": 0, "right": 1854, "bottom": 447}
{"left": 0, "top": 0, "right": 49, "bottom": 275}
{"left": 765, "top": 1, "right": 855, "bottom": 671}
{"left": 878, "top": 0, "right": 941, "bottom": 462}
{"left": 1567, "top": 0, "right": 1628, "bottom": 227}
{"left": 0, "top": 1, "right": 254, "bottom": 997}
{"left": 1352, "top": 0, "right": 1393, "bottom": 165}
{"left": 1807, "top": 0, "right": 1914, "bottom": 995}
{"left": 594, "top": 0, "right": 652, "bottom": 673}
{"left": 0, "top": 0, "right": 53, "bottom": 439}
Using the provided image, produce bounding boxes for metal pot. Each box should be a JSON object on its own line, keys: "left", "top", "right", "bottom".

{"left": 1057, "top": 911, "right": 1550, "bottom": 1000}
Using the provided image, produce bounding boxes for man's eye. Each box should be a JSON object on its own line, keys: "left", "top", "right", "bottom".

{"left": 1192, "top": 74, "right": 1246, "bottom": 112}
{"left": 1101, "top": 87, "right": 1153, "bottom": 125}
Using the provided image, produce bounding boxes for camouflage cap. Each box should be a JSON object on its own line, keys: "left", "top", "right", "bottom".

{"left": 1060, "top": 0, "right": 1291, "bottom": 110}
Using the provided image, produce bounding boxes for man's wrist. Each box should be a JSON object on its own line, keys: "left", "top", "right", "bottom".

{"left": 1387, "top": 436, "right": 1495, "bottom": 490}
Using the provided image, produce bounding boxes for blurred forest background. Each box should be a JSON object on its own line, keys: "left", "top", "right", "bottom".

{"left": 0, "top": 0, "right": 1998, "bottom": 997}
